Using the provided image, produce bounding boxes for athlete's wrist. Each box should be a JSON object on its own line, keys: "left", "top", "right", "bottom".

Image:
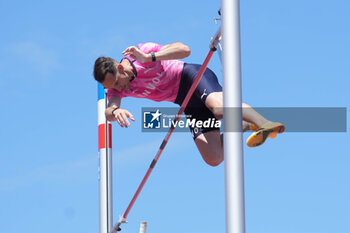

{"left": 111, "top": 106, "right": 120, "bottom": 116}
{"left": 147, "top": 52, "right": 156, "bottom": 62}
{"left": 150, "top": 52, "right": 156, "bottom": 62}
{"left": 146, "top": 53, "right": 152, "bottom": 62}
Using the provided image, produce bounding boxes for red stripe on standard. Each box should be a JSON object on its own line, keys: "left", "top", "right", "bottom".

{"left": 98, "top": 123, "right": 112, "bottom": 149}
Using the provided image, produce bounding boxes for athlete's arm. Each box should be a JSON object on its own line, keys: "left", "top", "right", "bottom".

{"left": 153, "top": 42, "right": 191, "bottom": 61}
{"left": 122, "top": 42, "right": 191, "bottom": 63}
{"left": 105, "top": 95, "right": 135, "bottom": 128}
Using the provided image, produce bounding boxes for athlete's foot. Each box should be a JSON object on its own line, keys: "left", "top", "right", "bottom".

{"left": 243, "top": 123, "right": 260, "bottom": 132}
{"left": 243, "top": 122, "right": 251, "bottom": 132}
{"left": 250, "top": 123, "right": 259, "bottom": 131}
{"left": 255, "top": 121, "right": 277, "bottom": 136}
{"left": 246, "top": 122, "right": 285, "bottom": 147}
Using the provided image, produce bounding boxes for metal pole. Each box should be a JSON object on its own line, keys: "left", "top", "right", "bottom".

{"left": 98, "top": 83, "right": 113, "bottom": 233}
{"left": 221, "top": 1, "right": 246, "bottom": 233}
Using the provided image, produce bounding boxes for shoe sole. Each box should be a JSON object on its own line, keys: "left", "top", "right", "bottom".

{"left": 246, "top": 122, "right": 285, "bottom": 147}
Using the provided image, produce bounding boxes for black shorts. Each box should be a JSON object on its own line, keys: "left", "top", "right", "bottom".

{"left": 175, "top": 63, "right": 222, "bottom": 139}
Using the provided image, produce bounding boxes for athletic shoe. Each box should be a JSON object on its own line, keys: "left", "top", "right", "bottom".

{"left": 246, "top": 122, "right": 285, "bottom": 147}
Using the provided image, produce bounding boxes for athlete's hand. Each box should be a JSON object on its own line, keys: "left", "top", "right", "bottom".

{"left": 122, "top": 46, "right": 150, "bottom": 63}
{"left": 112, "top": 108, "right": 135, "bottom": 128}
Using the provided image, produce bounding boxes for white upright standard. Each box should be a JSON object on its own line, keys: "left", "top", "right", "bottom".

{"left": 98, "top": 83, "right": 113, "bottom": 233}
{"left": 221, "top": 1, "right": 246, "bottom": 233}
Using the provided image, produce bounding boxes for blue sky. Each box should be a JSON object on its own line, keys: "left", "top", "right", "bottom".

{"left": 1, "top": 0, "right": 349, "bottom": 233}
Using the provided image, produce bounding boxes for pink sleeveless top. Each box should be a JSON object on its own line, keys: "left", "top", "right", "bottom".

{"left": 107, "top": 42, "right": 184, "bottom": 102}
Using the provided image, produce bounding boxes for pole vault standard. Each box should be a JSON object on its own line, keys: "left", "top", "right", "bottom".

{"left": 221, "top": 0, "right": 246, "bottom": 233}
{"left": 98, "top": 84, "right": 113, "bottom": 233}
{"left": 110, "top": 28, "right": 222, "bottom": 233}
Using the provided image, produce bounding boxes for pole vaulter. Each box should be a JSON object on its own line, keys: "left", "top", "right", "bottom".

{"left": 110, "top": 28, "right": 222, "bottom": 233}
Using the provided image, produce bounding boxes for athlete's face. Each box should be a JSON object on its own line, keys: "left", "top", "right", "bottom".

{"left": 101, "top": 63, "right": 130, "bottom": 91}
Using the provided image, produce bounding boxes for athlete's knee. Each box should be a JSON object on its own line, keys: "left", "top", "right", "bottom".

{"left": 202, "top": 151, "right": 224, "bottom": 167}
{"left": 195, "top": 131, "right": 223, "bottom": 167}
{"left": 212, "top": 107, "right": 223, "bottom": 119}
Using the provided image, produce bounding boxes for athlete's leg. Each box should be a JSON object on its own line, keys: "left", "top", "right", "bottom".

{"left": 241, "top": 103, "right": 271, "bottom": 127}
{"left": 194, "top": 130, "right": 223, "bottom": 167}
{"left": 205, "top": 93, "right": 285, "bottom": 147}
{"left": 205, "top": 92, "right": 223, "bottom": 119}
{"left": 205, "top": 92, "right": 270, "bottom": 128}
{"left": 194, "top": 120, "right": 253, "bottom": 165}
{"left": 243, "top": 120, "right": 252, "bottom": 132}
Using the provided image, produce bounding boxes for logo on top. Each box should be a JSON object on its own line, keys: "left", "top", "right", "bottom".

{"left": 143, "top": 109, "right": 162, "bottom": 129}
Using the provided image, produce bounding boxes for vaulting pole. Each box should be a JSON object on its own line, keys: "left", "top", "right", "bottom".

{"left": 221, "top": 1, "right": 246, "bottom": 233}
{"left": 98, "top": 83, "right": 113, "bottom": 233}
{"left": 111, "top": 29, "right": 221, "bottom": 232}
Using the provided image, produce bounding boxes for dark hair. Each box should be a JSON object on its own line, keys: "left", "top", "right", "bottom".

{"left": 93, "top": 57, "right": 117, "bottom": 83}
